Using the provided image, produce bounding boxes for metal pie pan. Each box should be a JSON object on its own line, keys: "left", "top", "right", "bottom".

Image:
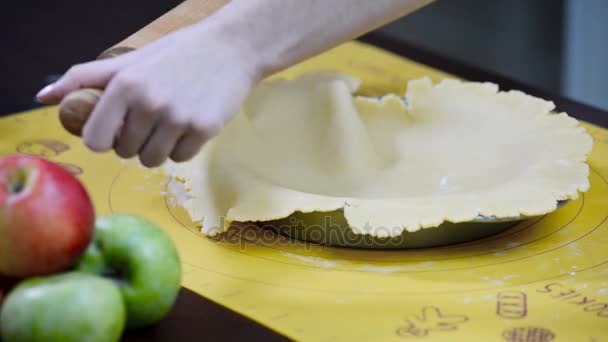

{"left": 259, "top": 201, "right": 568, "bottom": 249}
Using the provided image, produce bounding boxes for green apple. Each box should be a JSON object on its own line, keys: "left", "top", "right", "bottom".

{"left": 75, "top": 214, "right": 182, "bottom": 328}
{"left": 0, "top": 272, "right": 125, "bottom": 342}
{"left": 75, "top": 238, "right": 107, "bottom": 275}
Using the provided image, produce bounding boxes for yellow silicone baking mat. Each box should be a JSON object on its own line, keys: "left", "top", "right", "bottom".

{"left": 2, "top": 41, "right": 607, "bottom": 341}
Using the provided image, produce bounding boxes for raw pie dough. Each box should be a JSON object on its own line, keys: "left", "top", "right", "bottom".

{"left": 165, "top": 72, "right": 593, "bottom": 237}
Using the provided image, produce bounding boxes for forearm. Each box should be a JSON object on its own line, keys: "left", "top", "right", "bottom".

{"left": 198, "top": 0, "right": 433, "bottom": 78}
{"left": 37, "top": 0, "right": 433, "bottom": 166}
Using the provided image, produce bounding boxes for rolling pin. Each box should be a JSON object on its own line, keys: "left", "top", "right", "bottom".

{"left": 58, "top": 0, "right": 434, "bottom": 137}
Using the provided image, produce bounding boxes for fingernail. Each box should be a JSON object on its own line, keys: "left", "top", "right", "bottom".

{"left": 36, "top": 84, "right": 55, "bottom": 100}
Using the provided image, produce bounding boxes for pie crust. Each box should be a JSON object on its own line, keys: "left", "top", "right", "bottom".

{"left": 165, "top": 73, "right": 593, "bottom": 237}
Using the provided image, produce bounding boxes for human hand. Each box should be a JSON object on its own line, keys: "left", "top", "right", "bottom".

{"left": 37, "top": 23, "right": 261, "bottom": 167}
{"left": 37, "top": 0, "right": 430, "bottom": 168}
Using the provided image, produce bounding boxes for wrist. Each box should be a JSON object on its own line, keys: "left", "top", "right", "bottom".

{"left": 193, "top": 1, "right": 296, "bottom": 80}
{"left": 187, "top": 4, "right": 271, "bottom": 83}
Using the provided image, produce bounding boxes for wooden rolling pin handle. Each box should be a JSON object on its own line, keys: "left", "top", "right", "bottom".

{"left": 58, "top": 46, "right": 135, "bottom": 136}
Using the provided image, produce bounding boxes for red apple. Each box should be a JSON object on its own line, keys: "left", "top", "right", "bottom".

{"left": 0, "top": 155, "right": 95, "bottom": 278}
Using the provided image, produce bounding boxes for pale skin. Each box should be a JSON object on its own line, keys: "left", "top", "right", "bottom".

{"left": 36, "top": 0, "right": 431, "bottom": 167}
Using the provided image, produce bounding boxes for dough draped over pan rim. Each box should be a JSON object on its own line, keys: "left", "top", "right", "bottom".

{"left": 164, "top": 72, "right": 593, "bottom": 237}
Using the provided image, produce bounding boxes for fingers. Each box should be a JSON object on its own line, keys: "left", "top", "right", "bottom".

{"left": 44, "top": 58, "right": 227, "bottom": 166}
{"left": 139, "top": 118, "right": 186, "bottom": 168}
{"left": 80, "top": 77, "right": 218, "bottom": 164}
{"left": 36, "top": 59, "right": 120, "bottom": 104}
{"left": 137, "top": 114, "right": 223, "bottom": 167}
{"left": 114, "top": 109, "right": 158, "bottom": 159}
{"left": 81, "top": 75, "right": 132, "bottom": 152}
{"left": 170, "top": 128, "right": 209, "bottom": 162}
{"left": 112, "top": 102, "right": 210, "bottom": 164}
{"left": 171, "top": 112, "right": 225, "bottom": 162}
{"left": 127, "top": 113, "right": 222, "bottom": 167}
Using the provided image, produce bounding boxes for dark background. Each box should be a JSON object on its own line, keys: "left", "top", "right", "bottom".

{"left": 1, "top": 0, "right": 606, "bottom": 115}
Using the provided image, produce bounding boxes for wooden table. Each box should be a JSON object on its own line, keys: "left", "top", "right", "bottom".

{"left": 2, "top": 3, "right": 607, "bottom": 341}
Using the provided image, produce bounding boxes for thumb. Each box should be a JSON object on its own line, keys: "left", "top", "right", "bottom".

{"left": 36, "top": 58, "right": 122, "bottom": 104}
